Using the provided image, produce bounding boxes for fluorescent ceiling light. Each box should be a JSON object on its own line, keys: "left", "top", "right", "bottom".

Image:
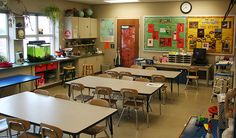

{"left": 105, "top": 0, "right": 139, "bottom": 3}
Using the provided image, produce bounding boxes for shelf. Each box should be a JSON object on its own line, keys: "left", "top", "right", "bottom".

{"left": 71, "top": 44, "right": 95, "bottom": 47}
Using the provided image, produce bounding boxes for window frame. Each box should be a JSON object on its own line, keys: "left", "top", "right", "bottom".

{"left": 0, "top": 12, "right": 9, "bottom": 59}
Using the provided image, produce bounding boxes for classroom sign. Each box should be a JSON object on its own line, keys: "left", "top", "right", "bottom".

{"left": 144, "top": 16, "right": 187, "bottom": 52}
{"left": 186, "top": 16, "right": 234, "bottom": 54}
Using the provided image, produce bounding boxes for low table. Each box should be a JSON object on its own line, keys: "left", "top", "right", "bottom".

{"left": 180, "top": 116, "right": 218, "bottom": 138}
{"left": 0, "top": 74, "right": 40, "bottom": 92}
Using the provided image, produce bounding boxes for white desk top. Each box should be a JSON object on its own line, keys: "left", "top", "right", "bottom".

{"left": 109, "top": 67, "right": 181, "bottom": 79}
{"left": 66, "top": 76, "right": 163, "bottom": 95}
{"left": 0, "top": 92, "right": 117, "bottom": 134}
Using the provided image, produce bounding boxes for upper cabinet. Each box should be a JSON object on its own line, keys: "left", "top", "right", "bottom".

{"left": 64, "top": 17, "right": 97, "bottom": 39}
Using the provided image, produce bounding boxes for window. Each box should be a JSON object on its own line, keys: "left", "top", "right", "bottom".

{"left": 23, "top": 15, "right": 57, "bottom": 59}
{"left": 0, "top": 13, "right": 8, "bottom": 58}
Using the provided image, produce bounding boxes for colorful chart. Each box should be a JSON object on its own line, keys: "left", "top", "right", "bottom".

{"left": 144, "top": 16, "right": 187, "bottom": 52}
{"left": 186, "top": 16, "right": 234, "bottom": 54}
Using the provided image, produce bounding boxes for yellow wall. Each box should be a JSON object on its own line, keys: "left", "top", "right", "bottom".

{"left": 92, "top": 0, "right": 236, "bottom": 66}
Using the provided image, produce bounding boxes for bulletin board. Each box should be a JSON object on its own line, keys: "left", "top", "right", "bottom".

{"left": 144, "top": 16, "right": 187, "bottom": 52}
{"left": 186, "top": 16, "right": 234, "bottom": 54}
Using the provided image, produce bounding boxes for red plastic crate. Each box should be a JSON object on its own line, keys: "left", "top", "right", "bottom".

{"left": 47, "top": 62, "right": 58, "bottom": 70}
{"left": 35, "top": 72, "right": 44, "bottom": 78}
{"left": 35, "top": 64, "right": 47, "bottom": 73}
{"left": 36, "top": 78, "right": 45, "bottom": 87}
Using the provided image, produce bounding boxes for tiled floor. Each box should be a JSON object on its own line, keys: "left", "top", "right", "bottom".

{"left": 0, "top": 81, "right": 216, "bottom": 138}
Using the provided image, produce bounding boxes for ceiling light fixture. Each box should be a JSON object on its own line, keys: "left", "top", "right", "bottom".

{"left": 105, "top": 0, "right": 139, "bottom": 3}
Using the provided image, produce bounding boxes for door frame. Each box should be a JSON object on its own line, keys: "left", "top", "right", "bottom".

{"left": 117, "top": 18, "right": 140, "bottom": 65}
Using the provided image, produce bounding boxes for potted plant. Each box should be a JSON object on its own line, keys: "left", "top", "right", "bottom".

{"left": 0, "top": 55, "right": 12, "bottom": 68}
{"left": 44, "top": 6, "right": 61, "bottom": 24}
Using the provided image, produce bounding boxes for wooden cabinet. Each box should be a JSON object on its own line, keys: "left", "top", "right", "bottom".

{"left": 64, "top": 17, "right": 97, "bottom": 39}
{"left": 78, "top": 55, "right": 104, "bottom": 77}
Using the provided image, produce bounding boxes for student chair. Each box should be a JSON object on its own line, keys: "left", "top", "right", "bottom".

{"left": 0, "top": 118, "right": 8, "bottom": 137}
{"left": 82, "top": 99, "right": 109, "bottom": 138}
{"left": 117, "top": 88, "right": 145, "bottom": 130}
{"left": 40, "top": 123, "right": 63, "bottom": 138}
{"left": 70, "top": 82, "right": 93, "bottom": 102}
{"left": 130, "top": 64, "right": 142, "bottom": 69}
{"left": 145, "top": 67, "right": 157, "bottom": 70}
{"left": 95, "top": 86, "right": 118, "bottom": 109}
{"left": 8, "top": 118, "right": 41, "bottom": 138}
{"left": 152, "top": 75, "right": 168, "bottom": 104}
{"left": 62, "top": 66, "right": 76, "bottom": 86}
{"left": 104, "top": 70, "right": 119, "bottom": 79}
{"left": 54, "top": 94, "right": 70, "bottom": 100}
{"left": 82, "top": 64, "right": 94, "bottom": 76}
{"left": 33, "top": 89, "right": 49, "bottom": 96}
{"left": 185, "top": 67, "right": 199, "bottom": 90}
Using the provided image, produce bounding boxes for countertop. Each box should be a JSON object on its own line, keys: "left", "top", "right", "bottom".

{"left": 0, "top": 53, "right": 104, "bottom": 71}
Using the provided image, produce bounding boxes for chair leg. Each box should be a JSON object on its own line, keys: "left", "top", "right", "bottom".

{"left": 117, "top": 108, "right": 125, "bottom": 127}
{"left": 135, "top": 109, "right": 139, "bottom": 130}
{"left": 196, "top": 79, "right": 199, "bottom": 89}
{"left": 104, "top": 130, "right": 109, "bottom": 138}
{"left": 185, "top": 78, "right": 189, "bottom": 89}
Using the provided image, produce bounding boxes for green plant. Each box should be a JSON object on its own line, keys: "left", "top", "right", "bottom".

{"left": 0, "top": 55, "right": 6, "bottom": 62}
{"left": 44, "top": 6, "right": 61, "bottom": 24}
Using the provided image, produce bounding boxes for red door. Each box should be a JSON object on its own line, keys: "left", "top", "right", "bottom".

{"left": 117, "top": 19, "right": 139, "bottom": 67}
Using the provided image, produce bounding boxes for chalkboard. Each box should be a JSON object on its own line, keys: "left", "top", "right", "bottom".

{"left": 144, "top": 16, "right": 187, "bottom": 52}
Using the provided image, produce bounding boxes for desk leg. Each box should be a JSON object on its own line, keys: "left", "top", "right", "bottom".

{"left": 206, "top": 70, "right": 209, "bottom": 86}
{"left": 72, "top": 134, "right": 78, "bottom": 138}
{"left": 68, "top": 85, "right": 71, "bottom": 97}
{"left": 146, "top": 95, "right": 150, "bottom": 127}
{"left": 178, "top": 77, "right": 180, "bottom": 96}
{"left": 109, "top": 116, "right": 113, "bottom": 137}
{"left": 19, "top": 84, "right": 21, "bottom": 93}
{"left": 158, "top": 89, "right": 162, "bottom": 115}
{"left": 170, "top": 79, "right": 173, "bottom": 95}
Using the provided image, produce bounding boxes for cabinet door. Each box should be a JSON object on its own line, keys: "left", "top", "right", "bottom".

{"left": 64, "top": 17, "right": 79, "bottom": 39}
{"left": 78, "top": 17, "right": 90, "bottom": 38}
{"left": 90, "top": 18, "right": 97, "bottom": 38}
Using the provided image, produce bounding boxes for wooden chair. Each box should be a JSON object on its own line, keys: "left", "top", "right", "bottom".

{"left": 82, "top": 99, "right": 109, "bottom": 138}
{"left": 95, "top": 86, "right": 118, "bottom": 109}
{"left": 33, "top": 89, "right": 49, "bottom": 96}
{"left": 71, "top": 82, "right": 94, "bottom": 103}
{"left": 0, "top": 118, "right": 8, "bottom": 137}
{"left": 105, "top": 71, "right": 119, "bottom": 79}
{"left": 145, "top": 67, "right": 157, "bottom": 70}
{"left": 134, "top": 77, "right": 150, "bottom": 82}
{"left": 54, "top": 94, "right": 70, "bottom": 100}
{"left": 82, "top": 64, "right": 94, "bottom": 76}
{"left": 40, "top": 123, "right": 63, "bottom": 138}
{"left": 97, "top": 73, "right": 112, "bottom": 78}
{"left": 130, "top": 64, "right": 142, "bottom": 69}
{"left": 117, "top": 88, "right": 145, "bottom": 130}
{"left": 152, "top": 75, "right": 168, "bottom": 104}
{"left": 185, "top": 67, "right": 199, "bottom": 89}
{"left": 8, "top": 118, "right": 41, "bottom": 138}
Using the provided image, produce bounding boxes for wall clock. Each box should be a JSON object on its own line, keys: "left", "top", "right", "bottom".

{"left": 16, "top": 28, "right": 25, "bottom": 39}
{"left": 180, "top": 1, "right": 192, "bottom": 14}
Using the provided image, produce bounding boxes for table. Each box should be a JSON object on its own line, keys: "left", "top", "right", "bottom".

{"left": 143, "top": 63, "right": 212, "bottom": 86}
{"left": 108, "top": 67, "right": 181, "bottom": 95}
{"left": 0, "top": 92, "right": 117, "bottom": 138}
{"left": 179, "top": 116, "right": 218, "bottom": 138}
{"left": 66, "top": 76, "right": 164, "bottom": 127}
{"left": 0, "top": 74, "right": 40, "bottom": 92}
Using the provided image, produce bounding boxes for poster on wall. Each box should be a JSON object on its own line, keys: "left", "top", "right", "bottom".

{"left": 186, "top": 16, "right": 234, "bottom": 54}
{"left": 144, "top": 16, "right": 186, "bottom": 52}
{"left": 100, "top": 18, "right": 115, "bottom": 42}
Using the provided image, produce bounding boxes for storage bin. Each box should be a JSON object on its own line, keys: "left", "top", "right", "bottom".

{"left": 35, "top": 64, "right": 47, "bottom": 73}
{"left": 47, "top": 62, "right": 58, "bottom": 70}
{"left": 35, "top": 72, "right": 44, "bottom": 78}
{"left": 36, "top": 78, "right": 45, "bottom": 87}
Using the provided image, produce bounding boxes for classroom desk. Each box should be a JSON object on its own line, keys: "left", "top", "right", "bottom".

{"left": 143, "top": 63, "right": 212, "bottom": 86}
{"left": 0, "top": 74, "right": 40, "bottom": 92}
{"left": 66, "top": 76, "right": 164, "bottom": 127}
{"left": 0, "top": 92, "right": 117, "bottom": 138}
{"left": 179, "top": 116, "right": 218, "bottom": 138}
{"left": 108, "top": 67, "right": 181, "bottom": 95}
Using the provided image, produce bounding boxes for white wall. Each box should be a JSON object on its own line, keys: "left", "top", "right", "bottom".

{"left": 92, "top": 0, "right": 236, "bottom": 66}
